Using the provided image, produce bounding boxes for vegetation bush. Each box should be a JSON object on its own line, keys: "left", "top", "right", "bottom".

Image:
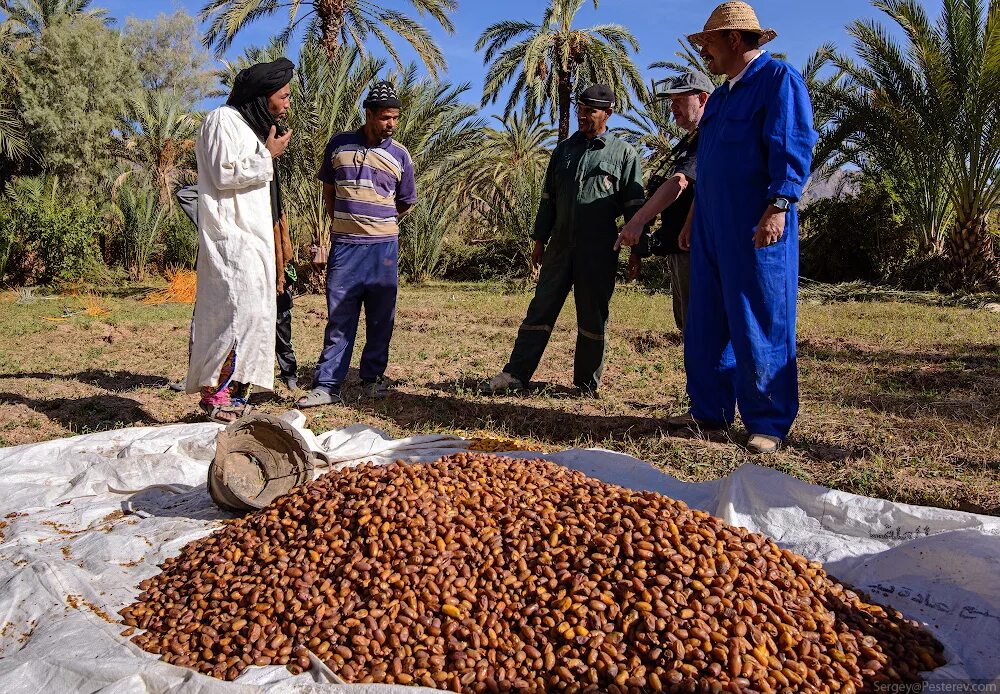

{"left": 800, "top": 177, "right": 918, "bottom": 285}
{"left": 0, "top": 177, "right": 105, "bottom": 285}
{"left": 162, "top": 211, "right": 199, "bottom": 270}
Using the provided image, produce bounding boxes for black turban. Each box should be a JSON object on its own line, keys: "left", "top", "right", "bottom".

{"left": 225, "top": 57, "right": 295, "bottom": 229}
{"left": 226, "top": 57, "right": 295, "bottom": 141}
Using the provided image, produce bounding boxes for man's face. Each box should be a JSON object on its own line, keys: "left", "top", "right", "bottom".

{"left": 366, "top": 107, "right": 401, "bottom": 141}
{"left": 670, "top": 92, "right": 706, "bottom": 132}
{"left": 267, "top": 85, "right": 292, "bottom": 120}
{"left": 697, "top": 31, "right": 740, "bottom": 76}
{"left": 576, "top": 104, "right": 611, "bottom": 138}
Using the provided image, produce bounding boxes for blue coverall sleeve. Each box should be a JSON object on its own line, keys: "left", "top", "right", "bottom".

{"left": 764, "top": 69, "right": 817, "bottom": 202}
{"left": 532, "top": 148, "right": 560, "bottom": 243}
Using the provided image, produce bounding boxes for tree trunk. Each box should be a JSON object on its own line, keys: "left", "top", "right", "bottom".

{"left": 557, "top": 70, "right": 571, "bottom": 142}
{"left": 946, "top": 211, "right": 999, "bottom": 290}
{"left": 316, "top": 0, "right": 345, "bottom": 59}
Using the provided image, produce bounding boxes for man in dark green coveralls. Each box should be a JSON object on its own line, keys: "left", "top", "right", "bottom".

{"left": 483, "top": 84, "right": 645, "bottom": 396}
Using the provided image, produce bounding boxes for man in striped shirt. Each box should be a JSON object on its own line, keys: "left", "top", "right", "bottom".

{"left": 298, "top": 81, "right": 417, "bottom": 407}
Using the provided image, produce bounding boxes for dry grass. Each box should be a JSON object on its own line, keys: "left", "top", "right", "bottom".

{"left": 0, "top": 282, "right": 997, "bottom": 515}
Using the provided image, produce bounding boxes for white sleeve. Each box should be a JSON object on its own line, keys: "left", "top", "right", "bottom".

{"left": 200, "top": 110, "right": 274, "bottom": 191}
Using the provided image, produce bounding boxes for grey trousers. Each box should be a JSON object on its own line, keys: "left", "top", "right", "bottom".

{"left": 667, "top": 253, "right": 691, "bottom": 333}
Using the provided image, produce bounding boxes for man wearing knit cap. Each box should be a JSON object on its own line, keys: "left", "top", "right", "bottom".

{"left": 668, "top": 2, "right": 817, "bottom": 453}
{"left": 483, "top": 84, "right": 645, "bottom": 397}
{"left": 298, "top": 80, "right": 417, "bottom": 407}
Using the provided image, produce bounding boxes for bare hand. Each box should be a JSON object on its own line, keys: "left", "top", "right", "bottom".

{"left": 615, "top": 219, "right": 643, "bottom": 251}
{"left": 265, "top": 125, "right": 293, "bottom": 158}
{"left": 627, "top": 253, "right": 641, "bottom": 281}
{"left": 530, "top": 240, "right": 545, "bottom": 272}
{"left": 678, "top": 221, "right": 692, "bottom": 251}
{"left": 754, "top": 207, "right": 787, "bottom": 249}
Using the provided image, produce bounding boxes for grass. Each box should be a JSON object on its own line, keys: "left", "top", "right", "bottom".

{"left": 0, "top": 282, "right": 998, "bottom": 516}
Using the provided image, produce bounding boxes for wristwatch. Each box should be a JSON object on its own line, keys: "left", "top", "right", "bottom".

{"left": 770, "top": 196, "right": 792, "bottom": 211}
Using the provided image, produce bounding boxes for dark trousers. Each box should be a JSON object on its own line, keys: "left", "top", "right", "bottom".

{"left": 667, "top": 253, "right": 691, "bottom": 333}
{"left": 275, "top": 286, "right": 297, "bottom": 380}
{"left": 313, "top": 239, "right": 398, "bottom": 392}
{"left": 505, "top": 244, "right": 617, "bottom": 393}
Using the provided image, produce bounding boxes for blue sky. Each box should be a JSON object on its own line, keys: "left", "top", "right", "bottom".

{"left": 96, "top": 0, "right": 929, "bottom": 118}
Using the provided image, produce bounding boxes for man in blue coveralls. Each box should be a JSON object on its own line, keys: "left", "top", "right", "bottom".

{"left": 668, "top": 2, "right": 817, "bottom": 454}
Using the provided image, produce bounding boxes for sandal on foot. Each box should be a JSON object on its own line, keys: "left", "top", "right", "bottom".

{"left": 296, "top": 388, "right": 343, "bottom": 409}
{"left": 200, "top": 402, "right": 251, "bottom": 424}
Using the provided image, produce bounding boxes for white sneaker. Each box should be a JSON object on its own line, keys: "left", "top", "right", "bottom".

{"left": 481, "top": 371, "right": 524, "bottom": 395}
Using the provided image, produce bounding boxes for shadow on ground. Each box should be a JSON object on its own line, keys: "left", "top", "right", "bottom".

{"left": 0, "top": 391, "right": 161, "bottom": 432}
{"left": 0, "top": 370, "right": 170, "bottom": 392}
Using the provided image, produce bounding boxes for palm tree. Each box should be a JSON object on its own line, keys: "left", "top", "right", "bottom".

{"left": 648, "top": 39, "right": 725, "bottom": 90}
{"left": 218, "top": 40, "right": 384, "bottom": 250}
{"left": 286, "top": 43, "right": 383, "bottom": 248}
{"left": 2, "top": 0, "right": 109, "bottom": 42}
{"left": 113, "top": 91, "right": 201, "bottom": 208}
{"left": 199, "top": 0, "right": 455, "bottom": 77}
{"left": 615, "top": 78, "right": 685, "bottom": 178}
{"left": 823, "top": 0, "right": 1000, "bottom": 288}
{"left": 0, "top": 23, "right": 28, "bottom": 167}
{"left": 458, "top": 109, "right": 555, "bottom": 205}
{"left": 477, "top": 0, "right": 644, "bottom": 141}
{"left": 111, "top": 176, "right": 169, "bottom": 280}
{"left": 391, "top": 65, "right": 485, "bottom": 278}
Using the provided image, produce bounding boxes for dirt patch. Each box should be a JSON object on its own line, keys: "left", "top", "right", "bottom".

{"left": 0, "top": 288, "right": 998, "bottom": 516}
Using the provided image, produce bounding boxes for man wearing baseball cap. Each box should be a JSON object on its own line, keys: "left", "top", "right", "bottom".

{"left": 667, "top": 2, "right": 817, "bottom": 454}
{"left": 615, "top": 70, "right": 715, "bottom": 334}
{"left": 483, "top": 84, "right": 645, "bottom": 397}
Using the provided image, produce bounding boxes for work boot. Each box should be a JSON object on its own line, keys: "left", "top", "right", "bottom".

{"left": 296, "top": 388, "right": 343, "bottom": 409}
{"left": 663, "top": 413, "right": 726, "bottom": 433}
{"left": 481, "top": 371, "right": 524, "bottom": 395}
{"left": 280, "top": 375, "right": 298, "bottom": 391}
{"left": 361, "top": 376, "right": 392, "bottom": 398}
{"left": 747, "top": 433, "right": 782, "bottom": 454}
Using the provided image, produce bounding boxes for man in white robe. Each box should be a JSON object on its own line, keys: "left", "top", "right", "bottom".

{"left": 186, "top": 58, "right": 294, "bottom": 422}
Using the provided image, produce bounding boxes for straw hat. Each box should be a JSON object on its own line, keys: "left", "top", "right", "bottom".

{"left": 687, "top": 2, "right": 778, "bottom": 47}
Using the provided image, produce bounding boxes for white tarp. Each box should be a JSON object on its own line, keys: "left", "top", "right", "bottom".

{"left": 0, "top": 416, "right": 997, "bottom": 693}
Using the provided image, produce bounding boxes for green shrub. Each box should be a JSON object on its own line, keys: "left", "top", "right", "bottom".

{"left": 111, "top": 178, "right": 168, "bottom": 280}
{"left": 0, "top": 176, "right": 105, "bottom": 285}
{"left": 162, "top": 209, "right": 198, "bottom": 269}
{"left": 800, "top": 178, "right": 918, "bottom": 285}
{"left": 399, "top": 190, "right": 458, "bottom": 281}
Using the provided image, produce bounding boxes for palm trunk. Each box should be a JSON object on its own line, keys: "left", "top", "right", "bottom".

{"left": 316, "top": 0, "right": 344, "bottom": 59}
{"left": 557, "top": 70, "right": 571, "bottom": 142}
{"left": 946, "top": 210, "right": 999, "bottom": 290}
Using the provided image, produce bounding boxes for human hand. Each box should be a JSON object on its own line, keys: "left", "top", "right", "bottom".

{"left": 615, "top": 218, "right": 643, "bottom": 251}
{"left": 530, "top": 240, "right": 545, "bottom": 272}
{"left": 678, "top": 222, "right": 692, "bottom": 251}
{"left": 265, "top": 126, "right": 293, "bottom": 158}
{"left": 754, "top": 206, "right": 787, "bottom": 249}
{"left": 627, "top": 253, "right": 641, "bottom": 281}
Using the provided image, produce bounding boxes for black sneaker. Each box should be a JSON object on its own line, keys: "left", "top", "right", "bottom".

{"left": 361, "top": 376, "right": 392, "bottom": 398}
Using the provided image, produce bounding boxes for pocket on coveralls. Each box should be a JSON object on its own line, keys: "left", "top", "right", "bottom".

{"left": 583, "top": 163, "right": 617, "bottom": 196}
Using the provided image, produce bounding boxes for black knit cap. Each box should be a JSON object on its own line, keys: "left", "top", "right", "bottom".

{"left": 363, "top": 80, "right": 402, "bottom": 110}
{"left": 579, "top": 84, "right": 615, "bottom": 110}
